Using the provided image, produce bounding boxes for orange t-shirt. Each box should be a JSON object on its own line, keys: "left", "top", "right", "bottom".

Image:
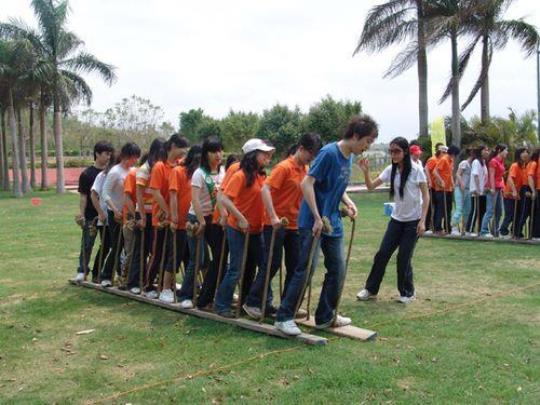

{"left": 123, "top": 168, "right": 137, "bottom": 223}
{"left": 528, "top": 160, "right": 540, "bottom": 189}
{"left": 224, "top": 169, "right": 265, "bottom": 234}
{"left": 434, "top": 154, "right": 454, "bottom": 192}
{"left": 149, "top": 160, "right": 175, "bottom": 226}
{"left": 169, "top": 165, "right": 192, "bottom": 230}
{"left": 425, "top": 156, "right": 439, "bottom": 189}
{"left": 503, "top": 163, "right": 525, "bottom": 199}
{"left": 264, "top": 156, "right": 307, "bottom": 229}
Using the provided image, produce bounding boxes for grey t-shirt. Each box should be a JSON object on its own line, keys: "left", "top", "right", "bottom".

{"left": 458, "top": 160, "right": 471, "bottom": 190}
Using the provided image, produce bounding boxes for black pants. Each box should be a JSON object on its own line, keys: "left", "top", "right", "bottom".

{"left": 426, "top": 189, "right": 435, "bottom": 231}
{"left": 516, "top": 186, "right": 532, "bottom": 238}
{"left": 434, "top": 191, "right": 453, "bottom": 232}
{"left": 467, "top": 195, "right": 486, "bottom": 233}
{"left": 92, "top": 225, "right": 111, "bottom": 281}
{"left": 145, "top": 227, "right": 171, "bottom": 291}
{"left": 198, "top": 222, "right": 227, "bottom": 308}
{"left": 500, "top": 198, "right": 523, "bottom": 237}
{"left": 101, "top": 210, "right": 123, "bottom": 281}
{"left": 533, "top": 191, "right": 540, "bottom": 238}
{"left": 127, "top": 213, "right": 153, "bottom": 289}
{"left": 365, "top": 218, "right": 419, "bottom": 298}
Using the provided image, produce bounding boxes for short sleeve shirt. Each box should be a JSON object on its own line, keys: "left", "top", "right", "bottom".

{"left": 78, "top": 165, "right": 102, "bottom": 220}
{"left": 189, "top": 166, "right": 225, "bottom": 216}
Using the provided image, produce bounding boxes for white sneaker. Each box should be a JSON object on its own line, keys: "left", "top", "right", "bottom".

{"left": 532, "top": 238, "right": 540, "bottom": 242}
{"left": 398, "top": 295, "right": 416, "bottom": 304}
{"left": 159, "top": 289, "right": 175, "bottom": 303}
{"left": 356, "top": 288, "right": 377, "bottom": 301}
{"left": 144, "top": 290, "right": 159, "bottom": 299}
{"left": 451, "top": 230, "right": 461, "bottom": 236}
{"left": 424, "top": 230, "right": 433, "bottom": 235}
{"left": 175, "top": 283, "right": 182, "bottom": 290}
{"left": 243, "top": 304, "right": 262, "bottom": 319}
{"left": 129, "top": 287, "right": 141, "bottom": 294}
{"left": 101, "top": 279, "right": 112, "bottom": 287}
{"left": 334, "top": 315, "right": 352, "bottom": 327}
{"left": 74, "top": 273, "right": 85, "bottom": 282}
{"left": 469, "top": 233, "right": 478, "bottom": 237}
{"left": 179, "top": 299, "right": 194, "bottom": 309}
{"left": 481, "top": 233, "right": 494, "bottom": 239}
{"left": 275, "top": 320, "right": 302, "bottom": 336}
{"left": 499, "top": 234, "right": 511, "bottom": 240}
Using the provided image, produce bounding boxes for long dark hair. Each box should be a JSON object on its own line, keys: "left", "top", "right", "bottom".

{"left": 389, "top": 137, "right": 411, "bottom": 199}
{"left": 164, "top": 133, "right": 189, "bottom": 156}
{"left": 487, "top": 143, "right": 507, "bottom": 165}
{"left": 472, "top": 145, "right": 487, "bottom": 166}
{"left": 200, "top": 136, "right": 223, "bottom": 173}
{"left": 140, "top": 138, "right": 166, "bottom": 168}
{"left": 514, "top": 147, "right": 529, "bottom": 168}
{"left": 286, "top": 132, "right": 322, "bottom": 157}
{"left": 240, "top": 150, "right": 266, "bottom": 187}
{"left": 531, "top": 148, "right": 540, "bottom": 163}
{"left": 226, "top": 154, "right": 239, "bottom": 170}
{"left": 182, "top": 145, "right": 203, "bottom": 179}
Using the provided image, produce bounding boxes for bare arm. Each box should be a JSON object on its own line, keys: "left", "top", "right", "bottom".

{"left": 220, "top": 194, "right": 248, "bottom": 231}
{"left": 417, "top": 182, "right": 430, "bottom": 235}
{"left": 455, "top": 166, "right": 464, "bottom": 190}
{"left": 433, "top": 166, "right": 444, "bottom": 188}
{"left": 191, "top": 186, "right": 206, "bottom": 235}
{"left": 151, "top": 189, "right": 169, "bottom": 217}
{"left": 488, "top": 166, "right": 496, "bottom": 192}
{"left": 91, "top": 190, "right": 106, "bottom": 223}
{"left": 357, "top": 158, "right": 383, "bottom": 190}
{"left": 79, "top": 194, "right": 87, "bottom": 218}
{"left": 529, "top": 175, "right": 537, "bottom": 200}
{"left": 301, "top": 176, "right": 323, "bottom": 236}
{"left": 170, "top": 191, "right": 178, "bottom": 227}
{"left": 261, "top": 184, "right": 280, "bottom": 228}
{"left": 124, "top": 192, "right": 136, "bottom": 218}
{"left": 340, "top": 192, "right": 357, "bottom": 218}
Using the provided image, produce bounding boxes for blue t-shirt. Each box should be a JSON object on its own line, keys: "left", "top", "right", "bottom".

{"left": 298, "top": 142, "right": 352, "bottom": 237}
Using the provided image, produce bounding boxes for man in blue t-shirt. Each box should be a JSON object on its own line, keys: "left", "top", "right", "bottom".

{"left": 275, "top": 114, "right": 378, "bottom": 336}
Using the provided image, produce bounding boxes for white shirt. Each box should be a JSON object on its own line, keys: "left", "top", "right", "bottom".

{"left": 102, "top": 163, "right": 129, "bottom": 212}
{"left": 378, "top": 162, "right": 427, "bottom": 222}
{"left": 189, "top": 166, "right": 225, "bottom": 216}
{"left": 469, "top": 159, "right": 488, "bottom": 195}
{"left": 91, "top": 171, "right": 108, "bottom": 225}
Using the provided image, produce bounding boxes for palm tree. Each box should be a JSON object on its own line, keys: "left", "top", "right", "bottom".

{"left": 354, "top": 0, "right": 430, "bottom": 139}
{"left": 441, "top": 0, "right": 539, "bottom": 124}
{"left": 2, "top": 0, "right": 116, "bottom": 193}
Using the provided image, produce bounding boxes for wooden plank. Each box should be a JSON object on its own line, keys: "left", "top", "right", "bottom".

{"left": 296, "top": 317, "right": 377, "bottom": 341}
{"left": 422, "top": 233, "right": 540, "bottom": 245}
{"left": 70, "top": 281, "right": 327, "bottom": 346}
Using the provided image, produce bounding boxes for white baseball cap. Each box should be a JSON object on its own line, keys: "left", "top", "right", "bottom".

{"left": 242, "top": 138, "right": 275, "bottom": 154}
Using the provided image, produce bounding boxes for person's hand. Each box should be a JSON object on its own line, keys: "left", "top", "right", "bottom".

{"left": 356, "top": 157, "right": 369, "bottom": 173}
{"left": 237, "top": 216, "right": 249, "bottom": 231}
{"left": 437, "top": 179, "right": 445, "bottom": 188}
{"left": 114, "top": 210, "right": 123, "bottom": 222}
{"left": 460, "top": 184, "right": 465, "bottom": 192}
{"left": 417, "top": 219, "right": 426, "bottom": 236}
{"left": 98, "top": 211, "right": 107, "bottom": 224}
{"left": 219, "top": 214, "right": 228, "bottom": 227}
{"left": 512, "top": 190, "right": 518, "bottom": 199}
{"left": 312, "top": 217, "right": 323, "bottom": 237}
{"left": 271, "top": 215, "right": 282, "bottom": 230}
{"left": 345, "top": 203, "right": 358, "bottom": 219}
{"left": 195, "top": 221, "right": 205, "bottom": 236}
{"left": 137, "top": 215, "right": 146, "bottom": 229}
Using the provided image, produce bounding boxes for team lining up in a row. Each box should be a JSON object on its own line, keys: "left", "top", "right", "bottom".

{"left": 74, "top": 114, "right": 442, "bottom": 336}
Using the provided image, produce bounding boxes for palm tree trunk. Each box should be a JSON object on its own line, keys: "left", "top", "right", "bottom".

{"left": 8, "top": 88, "right": 22, "bottom": 198}
{"left": 416, "top": 0, "right": 429, "bottom": 138}
{"left": 29, "top": 103, "right": 36, "bottom": 189}
{"left": 0, "top": 108, "right": 7, "bottom": 190}
{"left": 480, "top": 33, "right": 490, "bottom": 124}
{"left": 16, "top": 107, "right": 30, "bottom": 193}
{"left": 53, "top": 97, "right": 65, "bottom": 193}
{"left": 40, "top": 95, "right": 48, "bottom": 190}
{"left": 450, "top": 28, "right": 461, "bottom": 147}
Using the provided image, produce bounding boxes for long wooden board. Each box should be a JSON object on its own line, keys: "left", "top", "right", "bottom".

{"left": 70, "top": 280, "right": 327, "bottom": 346}
{"left": 296, "top": 317, "right": 377, "bottom": 341}
{"left": 422, "top": 233, "right": 540, "bottom": 245}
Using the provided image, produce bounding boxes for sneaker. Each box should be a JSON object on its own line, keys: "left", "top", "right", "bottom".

{"left": 144, "top": 290, "right": 159, "bottom": 299}
{"left": 159, "top": 289, "right": 175, "bottom": 303}
{"left": 217, "top": 310, "right": 236, "bottom": 319}
{"left": 356, "top": 288, "right": 377, "bottom": 301}
{"left": 532, "top": 238, "right": 540, "bottom": 242}
{"left": 469, "top": 233, "right": 478, "bottom": 237}
{"left": 179, "top": 299, "right": 194, "bottom": 309}
{"left": 275, "top": 320, "right": 302, "bottom": 336}
{"left": 232, "top": 293, "right": 239, "bottom": 303}
{"left": 450, "top": 229, "right": 461, "bottom": 236}
{"left": 315, "top": 315, "right": 352, "bottom": 329}
{"left": 175, "top": 283, "right": 182, "bottom": 290}
{"left": 480, "top": 233, "right": 494, "bottom": 239}
{"left": 74, "top": 273, "right": 85, "bottom": 282}
{"left": 100, "top": 279, "right": 112, "bottom": 288}
{"left": 499, "top": 234, "right": 511, "bottom": 240}
{"left": 398, "top": 295, "right": 416, "bottom": 304}
{"left": 243, "top": 304, "right": 262, "bottom": 319}
{"left": 129, "top": 287, "right": 141, "bottom": 294}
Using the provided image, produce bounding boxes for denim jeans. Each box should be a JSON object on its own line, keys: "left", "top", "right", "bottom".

{"left": 276, "top": 228, "right": 345, "bottom": 325}
{"left": 246, "top": 226, "right": 300, "bottom": 309}
{"left": 77, "top": 220, "right": 98, "bottom": 278}
{"left": 451, "top": 188, "right": 471, "bottom": 229}
{"left": 500, "top": 198, "right": 523, "bottom": 237}
{"left": 100, "top": 210, "right": 123, "bottom": 281}
{"left": 434, "top": 191, "right": 453, "bottom": 232}
{"left": 480, "top": 189, "right": 503, "bottom": 236}
{"left": 365, "top": 218, "right": 418, "bottom": 298}
{"left": 214, "top": 227, "right": 265, "bottom": 314}
{"left": 127, "top": 213, "right": 153, "bottom": 289}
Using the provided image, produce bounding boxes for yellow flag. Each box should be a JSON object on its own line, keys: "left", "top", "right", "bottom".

{"left": 430, "top": 117, "right": 446, "bottom": 155}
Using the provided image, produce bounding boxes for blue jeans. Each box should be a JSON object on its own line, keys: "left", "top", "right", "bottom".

{"left": 246, "top": 226, "right": 300, "bottom": 309}
{"left": 276, "top": 229, "right": 345, "bottom": 325}
{"left": 365, "top": 218, "right": 418, "bottom": 297}
{"left": 451, "top": 188, "right": 471, "bottom": 228}
{"left": 480, "top": 189, "right": 503, "bottom": 236}
{"left": 214, "top": 227, "right": 265, "bottom": 313}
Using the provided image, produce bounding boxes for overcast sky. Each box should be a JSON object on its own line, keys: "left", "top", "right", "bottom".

{"left": 2, "top": 0, "right": 539, "bottom": 142}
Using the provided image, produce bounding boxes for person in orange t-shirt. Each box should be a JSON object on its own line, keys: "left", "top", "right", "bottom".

{"left": 214, "top": 139, "right": 275, "bottom": 318}
{"left": 424, "top": 143, "right": 445, "bottom": 232}
{"left": 528, "top": 148, "right": 540, "bottom": 239}
{"left": 242, "top": 133, "right": 322, "bottom": 319}
{"left": 145, "top": 134, "right": 189, "bottom": 300}
{"left": 500, "top": 147, "right": 529, "bottom": 238}
{"left": 433, "top": 145, "right": 459, "bottom": 234}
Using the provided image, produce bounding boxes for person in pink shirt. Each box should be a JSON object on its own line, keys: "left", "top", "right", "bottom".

{"left": 480, "top": 144, "right": 508, "bottom": 237}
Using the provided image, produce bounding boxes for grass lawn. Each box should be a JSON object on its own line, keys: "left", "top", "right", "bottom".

{"left": 0, "top": 190, "right": 539, "bottom": 404}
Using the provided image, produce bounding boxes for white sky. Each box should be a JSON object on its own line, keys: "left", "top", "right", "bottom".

{"left": 2, "top": 0, "right": 539, "bottom": 142}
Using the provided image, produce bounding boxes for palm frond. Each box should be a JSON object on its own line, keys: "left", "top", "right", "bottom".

{"left": 30, "top": 0, "right": 59, "bottom": 51}
{"left": 460, "top": 43, "right": 493, "bottom": 110}
{"left": 61, "top": 52, "right": 116, "bottom": 85}
{"left": 492, "top": 19, "right": 539, "bottom": 56}
{"left": 383, "top": 41, "right": 418, "bottom": 78}
{"left": 58, "top": 69, "right": 92, "bottom": 106}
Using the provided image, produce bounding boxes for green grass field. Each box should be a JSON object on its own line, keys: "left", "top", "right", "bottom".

{"left": 1, "top": 190, "right": 539, "bottom": 404}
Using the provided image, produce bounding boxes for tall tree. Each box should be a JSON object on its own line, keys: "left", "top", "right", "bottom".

{"left": 354, "top": 0, "right": 430, "bottom": 139}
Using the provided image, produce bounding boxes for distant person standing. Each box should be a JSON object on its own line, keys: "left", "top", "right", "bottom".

{"left": 451, "top": 148, "right": 473, "bottom": 235}
{"left": 467, "top": 145, "right": 489, "bottom": 236}
{"left": 480, "top": 144, "right": 507, "bottom": 238}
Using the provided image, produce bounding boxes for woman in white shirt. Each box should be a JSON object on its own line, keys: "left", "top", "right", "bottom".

{"left": 356, "top": 137, "right": 429, "bottom": 304}
{"left": 466, "top": 145, "right": 489, "bottom": 235}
